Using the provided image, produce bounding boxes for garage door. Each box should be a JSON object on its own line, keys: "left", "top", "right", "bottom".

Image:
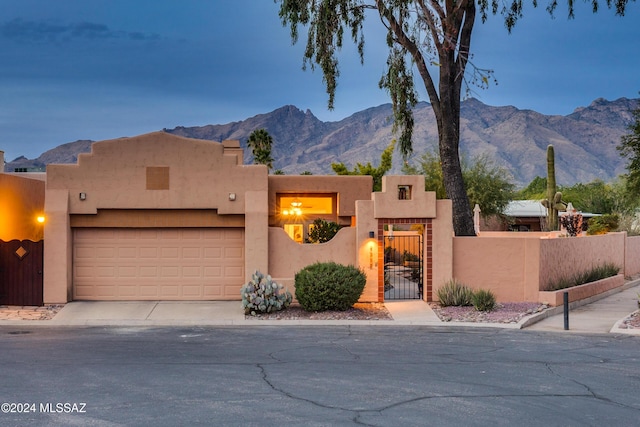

{"left": 73, "top": 228, "right": 244, "bottom": 300}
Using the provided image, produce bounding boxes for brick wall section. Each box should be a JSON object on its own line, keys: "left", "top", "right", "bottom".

{"left": 377, "top": 218, "right": 432, "bottom": 302}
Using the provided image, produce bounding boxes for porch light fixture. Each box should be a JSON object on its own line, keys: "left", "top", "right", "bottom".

{"left": 79, "top": 192, "right": 86, "bottom": 201}
{"left": 228, "top": 193, "right": 236, "bottom": 201}
{"left": 369, "top": 231, "right": 375, "bottom": 238}
{"left": 36, "top": 215, "right": 45, "bottom": 224}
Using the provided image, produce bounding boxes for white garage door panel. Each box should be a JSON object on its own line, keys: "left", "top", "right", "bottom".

{"left": 73, "top": 228, "right": 244, "bottom": 300}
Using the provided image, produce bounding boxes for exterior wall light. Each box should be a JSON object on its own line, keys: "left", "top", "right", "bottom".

{"left": 79, "top": 192, "right": 87, "bottom": 201}
{"left": 369, "top": 231, "right": 375, "bottom": 238}
{"left": 36, "top": 215, "right": 45, "bottom": 224}
{"left": 229, "top": 193, "right": 236, "bottom": 201}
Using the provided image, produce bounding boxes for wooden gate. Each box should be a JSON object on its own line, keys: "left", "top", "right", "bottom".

{"left": 0, "top": 239, "right": 44, "bottom": 306}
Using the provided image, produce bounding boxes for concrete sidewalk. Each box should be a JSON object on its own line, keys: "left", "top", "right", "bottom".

{"left": 1, "top": 281, "right": 639, "bottom": 333}
{"left": 525, "top": 280, "right": 640, "bottom": 335}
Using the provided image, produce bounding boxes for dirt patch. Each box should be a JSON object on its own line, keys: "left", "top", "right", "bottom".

{"left": 618, "top": 310, "right": 640, "bottom": 329}
{"left": 0, "top": 305, "right": 64, "bottom": 321}
{"left": 429, "top": 302, "right": 549, "bottom": 324}
{"left": 245, "top": 303, "right": 392, "bottom": 321}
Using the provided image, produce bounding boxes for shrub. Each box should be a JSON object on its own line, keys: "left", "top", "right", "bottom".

{"left": 241, "top": 271, "right": 292, "bottom": 316}
{"left": 294, "top": 262, "right": 366, "bottom": 311}
{"left": 436, "top": 279, "right": 474, "bottom": 307}
{"left": 308, "top": 219, "right": 341, "bottom": 243}
{"left": 472, "top": 289, "right": 496, "bottom": 312}
{"left": 402, "top": 251, "right": 420, "bottom": 263}
{"left": 587, "top": 214, "right": 619, "bottom": 235}
{"left": 545, "top": 263, "right": 620, "bottom": 291}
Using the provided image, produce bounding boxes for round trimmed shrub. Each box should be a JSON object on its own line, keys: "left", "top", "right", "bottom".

{"left": 294, "top": 262, "right": 366, "bottom": 311}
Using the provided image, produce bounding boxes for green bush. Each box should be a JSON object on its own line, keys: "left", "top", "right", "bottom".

{"left": 436, "top": 279, "right": 474, "bottom": 307}
{"left": 294, "top": 262, "right": 366, "bottom": 311}
{"left": 241, "top": 271, "right": 292, "bottom": 315}
{"left": 545, "top": 263, "right": 620, "bottom": 291}
{"left": 472, "top": 289, "right": 496, "bottom": 312}
{"left": 587, "top": 214, "right": 619, "bottom": 235}
{"left": 308, "top": 219, "right": 341, "bottom": 243}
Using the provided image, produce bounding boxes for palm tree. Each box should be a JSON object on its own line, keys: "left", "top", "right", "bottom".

{"left": 247, "top": 129, "right": 274, "bottom": 170}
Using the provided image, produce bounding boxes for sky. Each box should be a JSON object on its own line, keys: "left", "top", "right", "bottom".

{"left": 0, "top": 0, "right": 639, "bottom": 161}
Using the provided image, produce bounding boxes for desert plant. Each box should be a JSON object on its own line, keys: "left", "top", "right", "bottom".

{"left": 402, "top": 251, "right": 420, "bottom": 263}
{"left": 587, "top": 214, "right": 620, "bottom": 235}
{"left": 308, "top": 218, "right": 341, "bottom": 243}
{"left": 472, "top": 289, "right": 496, "bottom": 312}
{"left": 294, "top": 262, "right": 366, "bottom": 311}
{"left": 545, "top": 263, "right": 620, "bottom": 291}
{"left": 540, "top": 145, "right": 566, "bottom": 231}
{"left": 241, "top": 271, "right": 292, "bottom": 316}
{"left": 436, "top": 279, "right": 474, "bottom": 307}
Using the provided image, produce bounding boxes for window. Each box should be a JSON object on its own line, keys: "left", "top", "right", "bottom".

{"left": 398, "top": 185, "right": 412, "bottom": 200}
{"left": 278, "top": 194, "right": 335, "bottom": 216}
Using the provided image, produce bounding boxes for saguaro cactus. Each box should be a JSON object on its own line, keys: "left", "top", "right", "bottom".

{"left": 540, "top": 145, "right": 565, "bottom": 231}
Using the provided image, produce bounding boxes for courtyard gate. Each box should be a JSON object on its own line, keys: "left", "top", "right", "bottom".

{"left": 0, "top": 239, "right": 44, "bottom": 306}
{"left": 383, "top": 234, "right": 423, "bottom": 300}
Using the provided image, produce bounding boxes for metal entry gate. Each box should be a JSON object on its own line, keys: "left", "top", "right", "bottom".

{"left": 383, "top": 234, "right": 423, "bottom": 300}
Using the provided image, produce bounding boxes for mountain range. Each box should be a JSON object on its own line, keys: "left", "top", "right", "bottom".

{"left": 5, "top": 97, "right": 638, "bottom": 186}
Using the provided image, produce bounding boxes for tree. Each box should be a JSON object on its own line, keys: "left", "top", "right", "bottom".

{"left": 276, "top": 0, "right": 631, "bottom": 235}
{"left": 247, "top": 129, "right": 274, "bottom": 170}
{"left": 517, "top": 176, "right": 547, "bottom": 200}
{"left": 331, "top": 140, "right": 395, "bottom": 191}
{"left": 404, "top": 149, "right": 515, "bottom": 218}
{"left": 618, "top": 100, "right": 640, "bottom": 195}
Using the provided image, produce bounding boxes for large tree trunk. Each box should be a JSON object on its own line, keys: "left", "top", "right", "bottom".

{"left": 436, "top": 5, "right": 476, "bottom": 236}
{"left": 436, "top": 95, "right": 476, "bottom": 236}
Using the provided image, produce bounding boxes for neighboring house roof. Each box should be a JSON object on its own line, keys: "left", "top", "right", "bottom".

{"left": 504, "top": 200, "right": 547, "bottom": 218}
{"left": 504, "top": 200, "right": 600, "bottom": 218}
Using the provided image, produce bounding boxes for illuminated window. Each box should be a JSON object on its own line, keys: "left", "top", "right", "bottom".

{"left": 278, "top": 194, "right": 335, "bottom": 216}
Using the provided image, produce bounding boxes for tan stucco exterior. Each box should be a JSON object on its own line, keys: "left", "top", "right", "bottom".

{"left": 44, "top": 132, "right": 268, "bottom": 303}
{"left": 7, "top": 132, "right": 638, "bottom": 306}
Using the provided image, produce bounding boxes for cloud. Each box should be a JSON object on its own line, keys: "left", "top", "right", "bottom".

{"left": 0, "top": 18, "right": 159, "bottom": 43}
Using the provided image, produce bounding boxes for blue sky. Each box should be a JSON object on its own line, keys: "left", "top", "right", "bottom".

{"left": 1, "top": 0, "right": 638, "bottom": 161}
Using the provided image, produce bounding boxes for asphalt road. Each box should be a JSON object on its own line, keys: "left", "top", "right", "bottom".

{"left": 1, "top": 326, "right": 639, "bottom": 426}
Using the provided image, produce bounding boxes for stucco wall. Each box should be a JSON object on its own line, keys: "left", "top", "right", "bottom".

{"left": 625, "top": 235, "right": 640, "bottom": 277}
{"left": 44, "top": 132, "right": 269, "bottom": 303}
{"left": 355, "top": 200, "right": 379, "bottom": 302}
{"left": 0, "top": 174, "right": 45, "bottom": 241}
{"left": 452, "top": 232, "right": 628, "bottom": 303}
{"left": 268, "top": 175, "right": 372, "bottom": 220}
{"left": 47, "top": 132, "right": 267, "bottom": 215}
{"left": 268, "top": 226, "right": 357, "bottom": 291}
{"left": 452, "top": 236, "right": 540, "bottom": 302}
{"left": 538, "top": 233, "right": 625, "bottom": 290}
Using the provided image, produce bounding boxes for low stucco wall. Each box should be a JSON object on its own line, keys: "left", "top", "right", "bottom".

{"left": 452, "top": 232, "right": 629, "bottom": 303}
{"left": 268, "top": 226, "right": 357, "bottom": 293}
{"left": 539, "top": 232, "right": 625, "bottom": 290}
{"left": 625, "top": 235, "right": 640, "bottom": 277}
{"left": 539, "top": 274, "right": 625, "bottom": 306}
